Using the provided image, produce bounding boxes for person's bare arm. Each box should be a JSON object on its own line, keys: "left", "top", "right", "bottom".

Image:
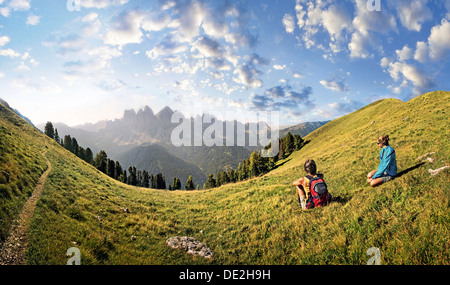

{"left": 293, "top": 177, "right": 304, "bottom": 186}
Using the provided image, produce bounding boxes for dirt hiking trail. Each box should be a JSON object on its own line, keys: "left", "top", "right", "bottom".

{"left": 0, "top": 149, "right": 51, "bottom": 265}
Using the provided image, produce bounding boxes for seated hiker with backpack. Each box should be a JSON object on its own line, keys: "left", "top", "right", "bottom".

{"left": 293, "top": 159, "right": 332, "bottom": 210}
{"left": 367, "top": 135, "right": 397, "bottom": 187}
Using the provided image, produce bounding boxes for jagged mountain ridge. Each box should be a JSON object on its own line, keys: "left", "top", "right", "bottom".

{"left": 37, "top": 105, "right": 328, "bottom": 183}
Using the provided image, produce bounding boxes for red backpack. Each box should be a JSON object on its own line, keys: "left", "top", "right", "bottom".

{"left": 306, "top": 175, "right": 331, "bottom": 209}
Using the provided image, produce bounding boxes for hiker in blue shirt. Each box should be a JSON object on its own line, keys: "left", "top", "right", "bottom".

{"left": 367, "top": 135, "right": 397, "bottom": 187}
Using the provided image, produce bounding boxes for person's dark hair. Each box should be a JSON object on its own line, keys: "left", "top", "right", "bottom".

{"left": 377, "top": 135, "right": 390, "bottom": 146}
{"left": 304, "top": 159, "right": 317, "bottom": 175}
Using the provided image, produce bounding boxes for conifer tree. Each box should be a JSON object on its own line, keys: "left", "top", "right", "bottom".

{"left": 128, "top": 166, "right": 137, "bottom": 186}
{"left": 85, "top": 147, "right": 93, "bottom": 164}
{"left": 150, "top": 174, "right": 156, "bottom": 189}
{"left": 185, "top": 175, "right": 195, "bottom": 191}
{"left": 54, "top": 128, "right": 60, "bottom": 144}
{"left": 205, "top": 174, "right": 216, "bottom": 189}
{"left": 71, "top": 137, "right": 79, "bottom": 156}
{"left": 93, "top": 151, "right": 108, "bottom": 173}
{"left": 114, "top": 161, "right": 123, "bottom": 180}
{"left": 44, "top": 122, "right": 55, "bottom": 139}
{"left": 63, "top": 135, "right": 72, "bottom": 152}
{"left": 156, "top": 173, "right": 165, "bottom": 189}
{"left": 78, "top": 146, "right": 86, "bottom": 161}
{"left": 172, "top": 177, "right": 178, "bottom": 191}
{"left": 249, "top": 151, "right": 260, "bottom": 177}
{"left": 122, "top": 169, "right": 127, "bottom": 184}
{"left": 142, "top": 171, "right": 150, "bottom": 188}
{"left": 107, "top": 159, "right": 115, "bottom": 178}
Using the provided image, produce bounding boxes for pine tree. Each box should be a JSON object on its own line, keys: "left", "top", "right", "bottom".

{"left": 71, "top": 137, "right": 79, "bottom": 156}
{"left": 114, "top": 161, "right": 123, "bottom": 180}
{"left": 128, "top": 167, "right": 137, "bottom": 186}
{"left": 222, "top": 170, "right": 230, "bottom": 185}
{"left": 285, "top": 132, "right": 295, "bottom": 155}
{"left": 249, "top": 151, "right": 260, "bottom": 177}
{"left": 216, "top": 172, "right": 222, "bottom": 187}
{"left": 44, "top": 122, "right": 55, "bottom": 139}
{"left": 228, "top": 169, "right": 236, "bottom": 183}
{"left": 205, "top": 174, "right": 216, "bottom": 189}
{"left": 137, "top": 170, "right": 143, "bottom": 187}
{"left": 150, "top": 174, "right": 156, "bottom": 189}
{"left": 293, "top": 134, "right": 304, "bottom": 150}
{"left": 185, "top": 175, "right": 195, "bottom": 190}
{"left": 156, "top": 173, "right": 165, "bottom": 189}
{"left": 54, "top": 128, "right": 60, "bottom": 144}
{"left": 93, "top": 151, "right": 108, "bottom": 173}
{"left": 122, "top": 169, "right": 128, "bottom": 184}
{"left": 172, "top": 177, "right": 178, "bottom": 191}
{"left": 78, "top": 146, "right": 86, "bottom": 161}
{"left": 107, "top": 159, "right": 115, "bottom": 178}
{"left": 85, "top": 147, "right": 93, "bottom": 164}
{"left": 63, "top": 135, "right": 72, "bottom": 152}
{"left": 142, "top": 171, "right": 150, "bottom": 188}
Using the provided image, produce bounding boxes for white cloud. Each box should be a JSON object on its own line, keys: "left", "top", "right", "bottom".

{"left": 192, "top": 36, "right": 223, "bottom": 58}
{"left": 328, "top": 98, "right": 363, "bottom": 114}
{"left": 414, "top": 41, "right": 428, "bottom": 63}
{"left": 146, "top": 35, "right": 187, "bottom": 60}
{"left": 320, "top": 78, "right": 350, "bottom": 93}
{"left": 82, "top": 13, "right": 102, "bottom": 37}
{"left": 321, "top": 3, "right": 351, "bottom": 37}
{"left": 79, "top": 0, "right": 129, "bottom": 9}
{"left": 141, "top": 13, "right": 171, "bottom": 32}
{"left": 26, "top": 14, "right": 40, "bottom": 26}
{"left": 273, "top": 64, "right": 286, "bottom": 70}
{"left": 8, "top": 0, "right": 30, "bottom": 11}
{"left": 83, "top": 12, "right": 98, "bottom": 23}
{"left": 15, "top": 61, "right": 30, "bottom": 71}
{"left": 104, "top": 9, "right": 148, "bottom": 46}
{"left": 396, "top": 0, "right": 432, "bottom": 32}
{"left": 0, "top": 7, "right": 10, "bottom": 17}
{"left": 348, "top": 32, "right": 371, "bottom": 59}
{"left": 348, "top": 0, "right": 397, "bottom": 59}
{"left": 380, "top": 57, "right": 391, "bottom": 68}
{"left": 0, "top": 48, "right": 21, "bottom": 58}
{"left": 57, "top": 33, "right": 85, "bottom": 55}
{"left": 0, "top": 35, "right": 9, "bottom": 47}
{"left": 283, "top": 14, "right": 295, "bottom": 34}
{"left": 396, "top": 45, "right": 413, "bottom": 61}
{"left": 172, "top": 0, "right": 206, "bottom": 42}
{"left": 233, "top": 64, "right": 263, "bottom": 89}
{"left": 293, "top": 72, "right": 304, "bottom": 79}
{"left": 386, "top": 61, "right": 432, "bottom": 89}
{"left": 428, "top": 19, "right": 450, "bottom": 61}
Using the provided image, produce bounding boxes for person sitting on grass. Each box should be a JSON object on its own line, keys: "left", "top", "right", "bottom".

{"left": 367, "top": 135, "right": 397, "bottom": 187}
{"left": 293, "top": 159, "right": 331, "bottom": 210}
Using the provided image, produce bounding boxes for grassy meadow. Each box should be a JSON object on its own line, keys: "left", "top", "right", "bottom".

{"left": 1, "top": 91, "right": 449, "bottom": 265}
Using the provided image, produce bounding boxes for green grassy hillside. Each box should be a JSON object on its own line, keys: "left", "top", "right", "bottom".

{"left": 0, "top": 103, "right": 48, "bottom": 245}
{"left": 1, "top": 91, "right": 449, "bottom": 265}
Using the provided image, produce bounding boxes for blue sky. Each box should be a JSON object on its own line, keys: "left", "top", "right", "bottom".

{"left": 0, "top": 0, "right": 449, "bottom": 127}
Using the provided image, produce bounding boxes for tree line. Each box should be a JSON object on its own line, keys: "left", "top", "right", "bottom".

{"left": 203, "top": 132, "right": 304, "bottom": 189}
{"left": 44, "top": 122, "right": 304, "bottom": 191}
{"left": 43, "top": 122, "right": 198, "bottom": 190}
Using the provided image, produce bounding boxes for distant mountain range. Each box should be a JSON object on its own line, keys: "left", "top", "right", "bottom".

{"left": 37, "top": 105, "right": 328, "bottom": 185}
